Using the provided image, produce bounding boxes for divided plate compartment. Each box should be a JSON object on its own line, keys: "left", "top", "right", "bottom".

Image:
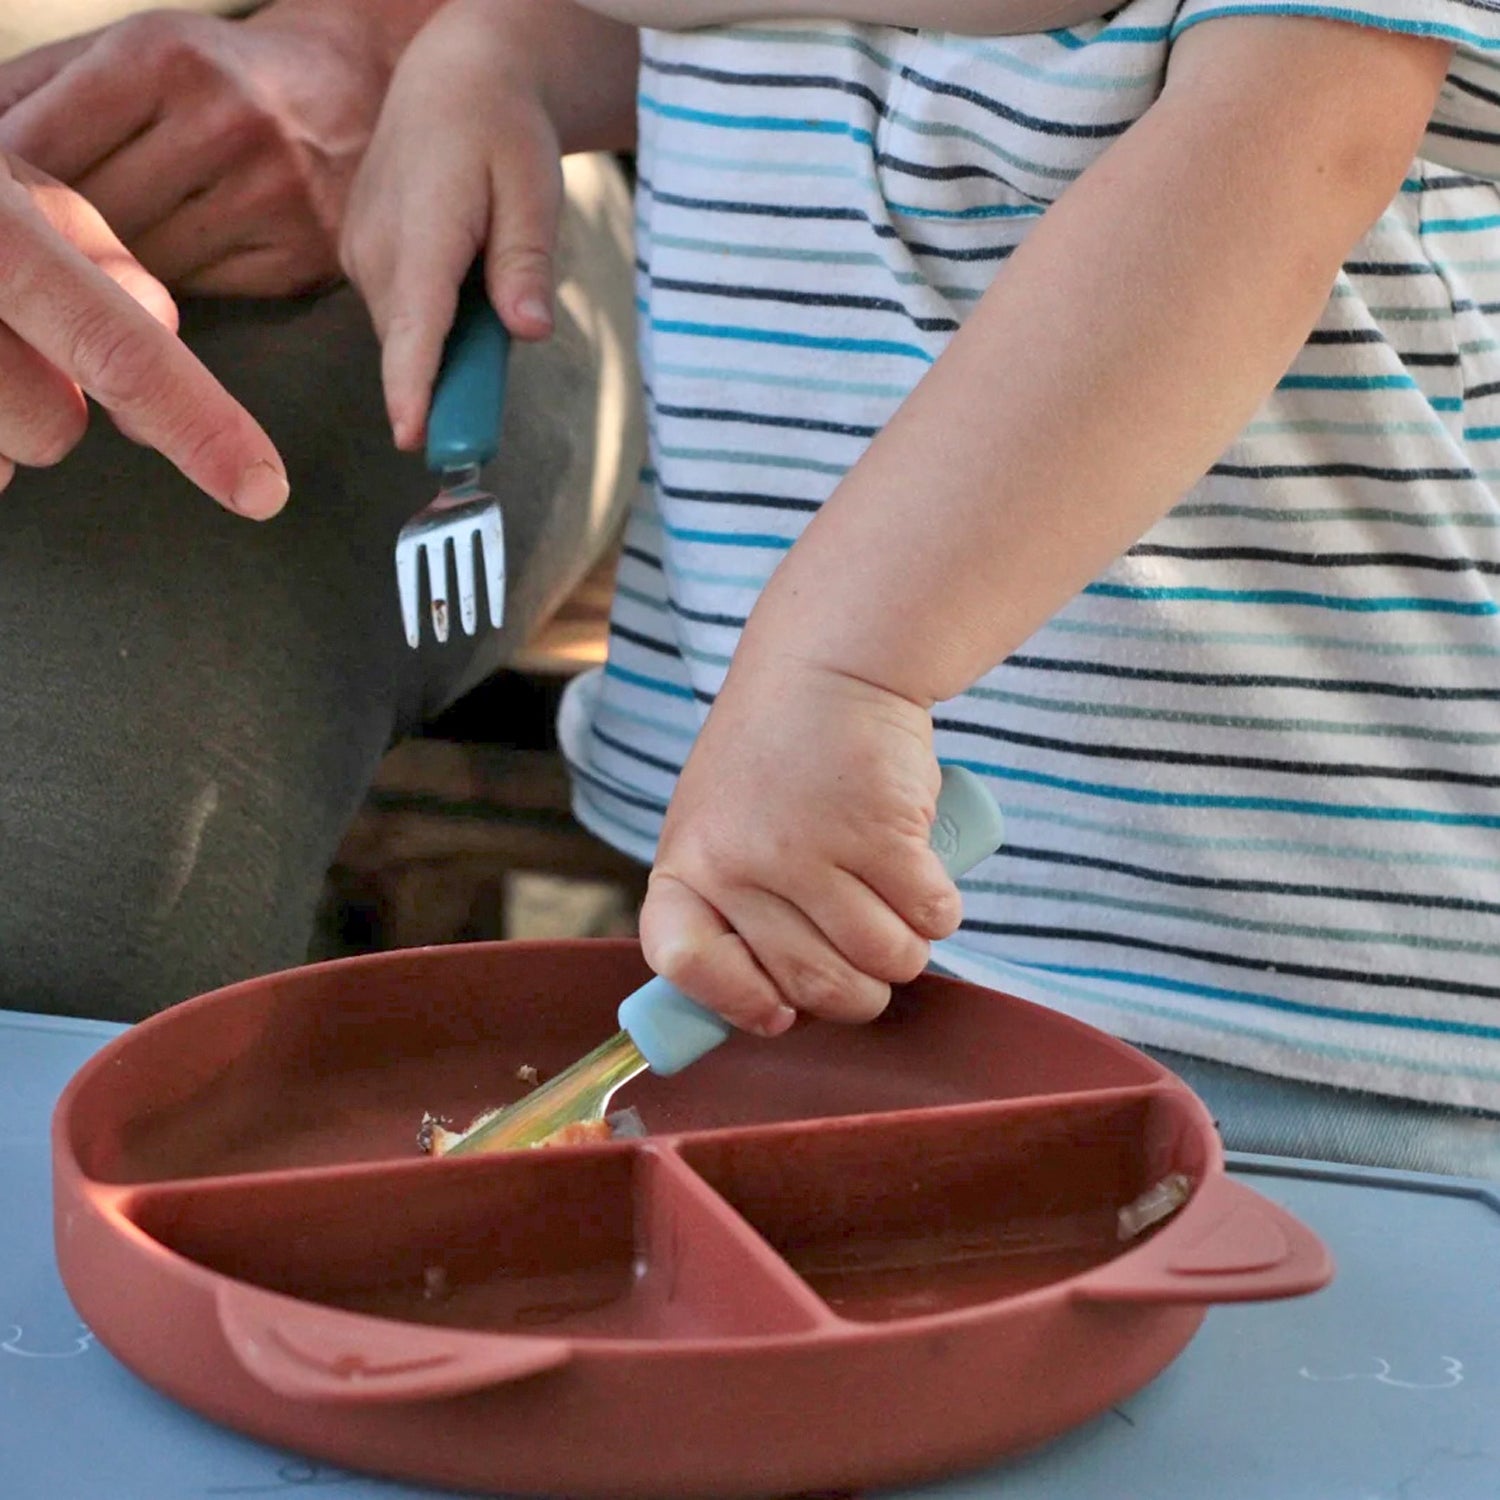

{"left": 53, "top": 940, "right": 1332, "bottom": 1499}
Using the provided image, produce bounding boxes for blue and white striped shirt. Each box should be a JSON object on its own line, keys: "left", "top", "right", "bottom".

{"left": 560, "top": 3, "right": 1500, "bottom": 1109}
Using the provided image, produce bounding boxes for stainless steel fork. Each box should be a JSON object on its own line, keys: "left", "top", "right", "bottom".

{"left": 395, "top": 268, "right": 511, "bottom": 648}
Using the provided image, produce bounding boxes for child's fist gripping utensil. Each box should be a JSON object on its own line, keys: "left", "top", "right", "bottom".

{"left": 435, "top": 764, "right": 1004, "bottom": 1155}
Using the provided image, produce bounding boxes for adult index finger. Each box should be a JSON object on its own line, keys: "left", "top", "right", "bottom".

{"left": 0, "top": 180, "right": 287, "bottom": 517}
{"left": 12, "top": 156, "right": 179, "bottom": 331}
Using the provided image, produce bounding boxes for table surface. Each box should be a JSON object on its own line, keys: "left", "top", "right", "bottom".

{"left": 4, "top": 1007, "right": 1498, "bottom": 1500}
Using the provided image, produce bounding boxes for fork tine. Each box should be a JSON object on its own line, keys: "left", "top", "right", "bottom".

{"left": 425, "top": 537, "right": 452, "bottom": 644}
{"left": 478, "top": 507, "right": 505, "bottom": 628}
{"left": 396, "top": 540, "right": 422, "bottom": 648}
{"left": 453, "top": 527, "right": 479, "bottom": 636}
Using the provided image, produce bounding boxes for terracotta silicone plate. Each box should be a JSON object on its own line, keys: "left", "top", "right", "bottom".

{"left": 52, "top": 939, "right": 1331, "bottom": 1499}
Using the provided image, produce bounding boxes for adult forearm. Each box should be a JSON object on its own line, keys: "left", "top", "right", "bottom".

{"left": 738, "top": 18, "right": 1451, "bottom": 707}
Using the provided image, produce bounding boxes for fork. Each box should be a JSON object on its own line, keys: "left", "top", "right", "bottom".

{"left": 395, "top": 267, "right": 511, "bottom": 648}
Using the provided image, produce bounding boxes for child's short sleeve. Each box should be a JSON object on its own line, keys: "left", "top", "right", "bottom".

{"left": 1171, "top": 1, "right": 1500, "bottom": 180}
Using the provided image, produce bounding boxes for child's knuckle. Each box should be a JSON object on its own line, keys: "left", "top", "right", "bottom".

{"left": 880, "top": 932, "right": 931, "bottom": 984}
{"left": 912, "top": 883, "right": 962, "bottom": 940}
{"left": 781, "top": 955, "right": 849, "bottom": 1016}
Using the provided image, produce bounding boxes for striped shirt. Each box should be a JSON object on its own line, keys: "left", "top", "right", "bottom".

{"left": 559, "top": 3, "right": 1500, "bottom": 1110}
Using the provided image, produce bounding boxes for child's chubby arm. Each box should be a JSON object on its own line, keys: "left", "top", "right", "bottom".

{"left": 640, "top": 17, "right": 1454, "bottom": 1037}
{"left": 339, "top": 0, "right": 638, "bottom": 447}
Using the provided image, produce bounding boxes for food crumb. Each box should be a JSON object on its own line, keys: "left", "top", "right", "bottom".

{"left": 422, "top": 1265, "right": 449, "bottom": 1302}
{"left": 418, "top": 1112, "right": 464, "bottom": 1157}
{"left": 516, "top": 1064, "right": 539, "bottom": 1087}
{"left": 538, "top": 1120, "right": 614, "bottom": 1148}
{"left": 1118, "top": 1173, "right": 1193, "bottom": 1241}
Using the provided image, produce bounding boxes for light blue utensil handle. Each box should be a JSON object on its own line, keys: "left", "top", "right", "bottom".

{"left": 426, "top": 265, "right": 511, "bottom": 473}
{"left": 618, "top": 764, "right": 1004, "bottom": 1076}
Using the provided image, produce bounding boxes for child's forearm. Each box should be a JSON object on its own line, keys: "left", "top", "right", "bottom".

{"left": 736, "top": 18, "right": 1452, "bottom": 708}
{"left": 446, "top": 0, "right": 639, "bottom": 153}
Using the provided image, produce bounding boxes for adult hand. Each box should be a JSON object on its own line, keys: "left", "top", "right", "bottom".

{"left": 0, "top": 2, "right": 412, "bottom": 297}
{"left": 0, "top": 152, "right": 287, "bottom": 516}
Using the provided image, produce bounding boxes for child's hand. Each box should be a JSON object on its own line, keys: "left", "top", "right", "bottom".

{"left": 339, "top": 2, "right": 562, "bottom": 451}
{"left": 639, "top": 659, "right": 964, "bottom": 1035}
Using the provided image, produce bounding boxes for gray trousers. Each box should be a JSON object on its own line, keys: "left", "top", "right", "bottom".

{"left": 1147, "top": 1047, "right": 1500, "bottom": 1179}
{"left": 0, "top": 154, "right": 641, "bottom": 1022}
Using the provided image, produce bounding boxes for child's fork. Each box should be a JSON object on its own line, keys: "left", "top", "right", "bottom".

{"left": 395, "top": 268, "right": 511, "bottom": 648}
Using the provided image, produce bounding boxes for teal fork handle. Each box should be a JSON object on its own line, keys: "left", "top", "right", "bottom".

{"left": 618, "top": 764, "right": 1005, "bottom": 1076}
{"left": 426, "top": 264, "right": 511, "bottom": 473}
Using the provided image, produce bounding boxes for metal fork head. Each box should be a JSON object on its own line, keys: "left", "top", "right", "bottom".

{"left": 395, "top": 470, "right": 505, "bottom": 648}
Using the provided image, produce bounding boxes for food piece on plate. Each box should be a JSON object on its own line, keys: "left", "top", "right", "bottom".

{"left": 417, "top": 1111, "right": 465, "bottom": 1156}
{"left": 1117, "top": 1173, "right": 1193, "bottom": 1240}
{"left": 532, "top": 1120, "right": 614, "bottom": 1148}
